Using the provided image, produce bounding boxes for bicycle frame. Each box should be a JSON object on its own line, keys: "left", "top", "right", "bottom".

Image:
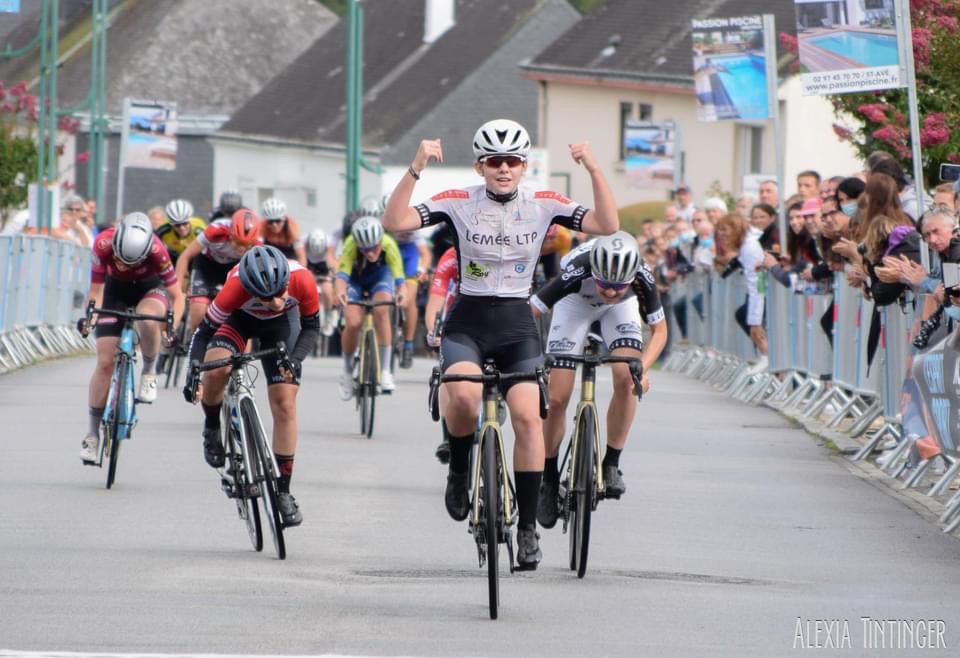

{"left": 357, "top": 306, "right": 381, "bottom": 389}
{"left": 103, "top": 323, "right": 139, "bottom": 443}
{"left": 567, "top": 365, "right": 605, "bottom": 499}
{"left": 470, "top": 391, "right": 514, "bottom": 528}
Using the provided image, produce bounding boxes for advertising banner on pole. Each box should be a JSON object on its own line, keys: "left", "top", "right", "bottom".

{"left": 795, "top": 0, "right": 902, "bottom": 95}
{"left": 0, "top": 1, "right": 20, "bottom": 13}
{"left": 124, "top": 100, "right": 178, "bottom": 170}
{"left": 623, "top": 121, "right": 677, "bottom": 189}
{"left": 692, "top": 15, "right": 770, "bottom": 122}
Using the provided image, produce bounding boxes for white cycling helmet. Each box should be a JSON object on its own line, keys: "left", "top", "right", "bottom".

{"left": 590, "top": 231, "right": 640, "bottom": 284}
{"left": 472, "top": 119, "right": 531, "bottom": 161}
{"left": 165, "top": 199, "right": 194, "bottom": 225}
{"left": 112, "top": 212, "right": 154, "bottom": 266}
{"left": 357, "top": 195, "right": 383, "bottom": 218}
{"left": 261, "top": 197, "right": 287, "bottom": 221}
{"left": 305, "top": 228, "right": 328, "bottom": 262}
{"left": 351, "top": 216, "right": 384, "bottom": 250}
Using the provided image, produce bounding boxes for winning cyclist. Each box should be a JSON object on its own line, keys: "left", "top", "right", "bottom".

{"left": 305, "top": 228, "right": 338, "bottom": 336}
{"left": 155, "top": 199, "right": 206, "bottom": 266}
{"left": 79, "top": 212, "right": 185, "bottom": 462}
{"left": 260, "top": 197, "right": 307, "bottom": 266}
{"left": 175, "top": 209, "right": 262, "bottom": 337}
{"left": 334, "top": 217, "right": 406, "bottom": 398}
{"left": 530, "top": 233, "right": 667, "bottom": 528}
{"left": 183, "top": 245, "right": 320, "bottom": 526}
{"left": 382, "top": 119, "right": 619, "bottom": 570}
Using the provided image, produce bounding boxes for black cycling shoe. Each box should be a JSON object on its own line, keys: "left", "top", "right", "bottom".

{"left": 435, "top": 439, "right": 451, "bottom": 465}
{"left": 537, "top": 479, "right": 560, "bottom": 529}
{"left": 202, "top": 426, "right": 225, "bottom": 468}
{"left": 516, "top": 525, "right": 542, "bottom": 571}
{"left": 278, "top": 492, "right": 303, "bottom": 527}
{"left": 400, "top": 349, "right": 413, "bottom": 369}
{"left": 603, "top": 464, "right": 626, "bottom": 497}
{"left": 444, "top": 471, "right": 470, "bottom": 521}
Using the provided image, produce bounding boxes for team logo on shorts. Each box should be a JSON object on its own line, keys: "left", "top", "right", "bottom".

{"left": 515, "top": 264, "right": 526, "bottom": 273}
{"left": 616, "top": 321, "right": 642, "bottom": 335}
{"left": 548, "top": 337, "right": 576, "bottom": 352}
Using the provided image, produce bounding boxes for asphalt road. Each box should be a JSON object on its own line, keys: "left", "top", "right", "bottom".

{"left": 1, "top": 354, "right": 959, "bottom": 657}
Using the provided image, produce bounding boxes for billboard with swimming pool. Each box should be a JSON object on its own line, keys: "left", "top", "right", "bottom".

{"left": 692, "top": 15, "right": 770, "bottom": 122}
{"left": 795, "top": 0, "right": 902, "bottom": 95}
{"left": 124, "top": 101, "right": 178, "bottom": 170}
{"left": 623, "top": 121, "right": 677, "bottom": 189}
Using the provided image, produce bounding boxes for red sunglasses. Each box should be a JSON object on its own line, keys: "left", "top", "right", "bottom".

{"left": 482, "top": 155, "right": 525, "bottom": 169}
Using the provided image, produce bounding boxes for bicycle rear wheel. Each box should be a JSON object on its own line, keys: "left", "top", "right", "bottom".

{"left": 481, "top": 425, "right": 499, "bottom": 620}
{"left": 105, "top": 355, "right": 129, "bottom": 490}
{"left": 241, "top": 398, "right": 286, "bottom": 560}
{"left": 227, "top": 421, "right": 262, "bottom": 552}
{"left": 361, "top": 329, "right": 377, "bottom": 438}
{"left": 569, "top": 405, "right": 595, "bottom": 578}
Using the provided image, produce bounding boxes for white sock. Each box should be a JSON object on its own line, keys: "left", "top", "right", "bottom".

{"left": 380, "top": 345, "right": 391, "bottom": 370}
{"left": 344, "top": 354, "right": 355, "bottom": 375}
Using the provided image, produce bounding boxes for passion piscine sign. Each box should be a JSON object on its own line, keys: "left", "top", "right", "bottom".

{"left": 794, "top": 0, "right": 903, "bottom": 95}
{"left": 691, "top": 15, "right": 771, "bottom": 122}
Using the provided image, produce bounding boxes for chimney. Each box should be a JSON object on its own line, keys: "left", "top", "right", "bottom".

{"left": 424, "top": 0, "right": 455, "bottom": 44}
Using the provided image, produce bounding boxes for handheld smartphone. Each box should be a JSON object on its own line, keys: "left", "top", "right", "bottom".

{"left": 939, "top": 163, "right": 960, "bottom": 182}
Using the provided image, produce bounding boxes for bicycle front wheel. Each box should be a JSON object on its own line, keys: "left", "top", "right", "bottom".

{"left": 569, "top": 405, "right": 596, "bottom": 578}
{"left": 105, "top": 355, "right": 129, "bottom": 490}
{"left": 361, "top": 329, "right": 377, "bottom": 438}
{"left": 226, "top": 422, "right": 262, "bottom": 552}
{"left": 481, "top": 425, "right": 499, "bottom": 620}
{"left": 241, "top": 398, "right": 286, "bottom": 560}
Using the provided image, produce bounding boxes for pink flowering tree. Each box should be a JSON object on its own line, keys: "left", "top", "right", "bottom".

{"left": 0, "top": 80, "right": 84, "bottom": 228}
{"left": 782, "top": 0, "right": 960, "bottom": 187}
{"left": 0, "top": 80, "right": 40, "bottom": 227}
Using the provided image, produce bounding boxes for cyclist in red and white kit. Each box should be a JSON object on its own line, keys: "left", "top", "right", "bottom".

{"left": 383, "top": 119, "right": 620, "bottom": 569}
{"left": 183, "top": 245, "right": 320, "bottom": 526}
{"left": 175, "top": 209, "right": 262, "bottom": 337}
{"left": 79, "top": 212, "right": 185, "bottom": 463}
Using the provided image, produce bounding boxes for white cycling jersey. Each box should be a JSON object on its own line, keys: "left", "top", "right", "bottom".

{"left": 415, "top": 186, "right": 586, "bottom": 298}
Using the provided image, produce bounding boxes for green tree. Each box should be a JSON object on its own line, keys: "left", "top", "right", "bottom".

{"left": 0, "top": 80, "right": 38, "bottom": 229}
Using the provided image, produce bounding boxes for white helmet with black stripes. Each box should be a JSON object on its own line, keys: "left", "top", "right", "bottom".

{"left": 589, "top": 231, "right": 639, "bottom": 284}
{"left": 472, "top": 119, "right": 531, "bottom": 161}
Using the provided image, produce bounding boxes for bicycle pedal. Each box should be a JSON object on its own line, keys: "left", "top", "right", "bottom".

{"left": 220, "top": 479, "right": 238, "bottom": 498}
{"left": 134, "top": 398, "right": 153, "bottom": 405}
{"left": 602, "top": 491, "right": 621, "bottom": 501}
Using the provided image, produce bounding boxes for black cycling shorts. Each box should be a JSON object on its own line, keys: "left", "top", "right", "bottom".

{"left": 207, "top": 311, "right": 299, "bottom": 386}
{"left": 95, "top": 277, "right": 169, "bottom": 339}
{"left": 440, "top": 295, "right": 543, "bottom": 390}
{"left": 189, "top": 255, "right": 234, "bottom": 301}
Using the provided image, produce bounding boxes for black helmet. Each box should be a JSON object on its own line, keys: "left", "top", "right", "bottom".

{"left": 219, "top": 189, "right": 243, "bottom": 215}
{"left": 238, "top": 245, "right": 290, "bottom": 298}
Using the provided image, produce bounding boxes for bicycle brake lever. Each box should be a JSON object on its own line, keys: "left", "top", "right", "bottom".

{"left": 429, "top": 366, "right": 441, "bottom": 422}
{"left": 537, "top": 367, "right": 550, "bottom": 419}
{"left": 630, "top": 361, "right": 643, "bottom": 401}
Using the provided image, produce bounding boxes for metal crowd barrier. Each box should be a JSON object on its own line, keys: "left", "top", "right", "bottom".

{"left": 0, "top": 234, "right": 93, "bottom": 373}
{"left": 664, "top": 262, "right": 960, "bottom": 534}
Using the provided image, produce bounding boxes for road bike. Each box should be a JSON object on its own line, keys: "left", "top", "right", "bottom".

{"left": 189, "top": 343, "right": 293, "bottom": 559}
{"left": 429, "top": 361, "right": 548, "bottom": 620}
{"left": 551, "top": 337, "right": 643, "bottom": 578}
{"left": 349, "top": 298, "right": 395, "bottom": 437}
{"left": 80, "top": 300, "right": 173, "bottom": 489}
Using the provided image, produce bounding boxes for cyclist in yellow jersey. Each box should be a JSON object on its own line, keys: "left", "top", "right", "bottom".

{"left": 335, "top": 217, "right": 406, "bottom": 397}
{"left": 155, "top": 199, "right": 206, "bottom": 266}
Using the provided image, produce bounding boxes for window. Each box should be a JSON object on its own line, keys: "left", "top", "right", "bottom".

{"left": 864, "top": 0, "right": 885, "bottom": 8}
{"left": 639, "top": 103, "right": 653, "bottom": 121}
{"left": 306, "top": 190, "right": 317, "bottom": 207}
{"left": 749, "top": 126, "right": 764, "bottom": 174}
{"left": 619, "top": 102, "right": 633, "bottom": 161}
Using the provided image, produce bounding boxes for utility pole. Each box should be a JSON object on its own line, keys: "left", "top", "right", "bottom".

{"left": 345, "top": 0, "right": 363, "bottom": 213}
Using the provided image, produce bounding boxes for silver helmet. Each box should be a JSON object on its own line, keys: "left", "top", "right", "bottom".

{"left": 589, "top": 231, "right": 640, "bottom": 284}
